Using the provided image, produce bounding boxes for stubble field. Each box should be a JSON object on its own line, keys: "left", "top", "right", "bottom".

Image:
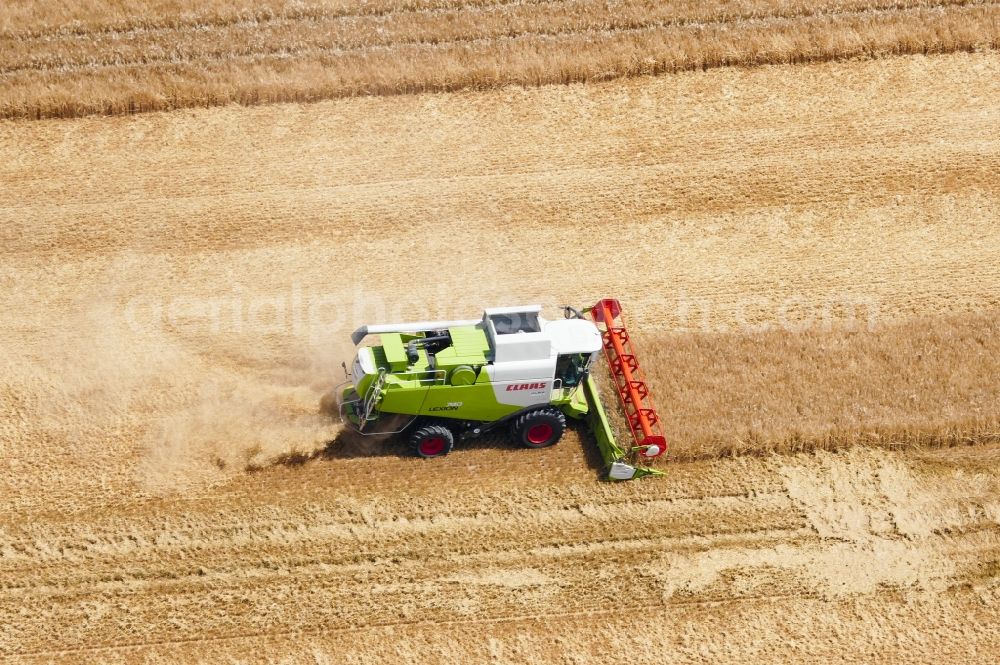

{"left": 2, "top": 12, "right": 999, "bottom": 664}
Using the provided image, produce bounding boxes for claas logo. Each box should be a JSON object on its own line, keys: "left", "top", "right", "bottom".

{"left": 506, "top": 382, "right": 547, "bottom": 391}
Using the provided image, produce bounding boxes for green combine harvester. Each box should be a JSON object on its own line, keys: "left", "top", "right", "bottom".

{"left": 337, "top": 299, "right": 666, "bottom": 480}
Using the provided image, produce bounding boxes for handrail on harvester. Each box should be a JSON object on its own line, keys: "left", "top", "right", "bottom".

{"left": 589, "top": 299, "right": 668, "bottom": 460}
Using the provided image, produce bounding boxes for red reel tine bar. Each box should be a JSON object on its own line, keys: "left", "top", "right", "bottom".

{"left": 589, "top": 299, "right": 668, "bottom": 458}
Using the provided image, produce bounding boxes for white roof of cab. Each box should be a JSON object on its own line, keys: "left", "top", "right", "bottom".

{"left": 484, "top": 304, "right": 542, "bottom": 316}
{"left": 544, "top": 318, "right": 603, "bottom": 355}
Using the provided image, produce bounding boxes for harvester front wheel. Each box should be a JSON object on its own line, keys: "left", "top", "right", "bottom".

{"left": 410, "top": 424, "right": 454, "bottom": 459}
{"left": 511, "top": 408, "right": 566, "bottom": 449}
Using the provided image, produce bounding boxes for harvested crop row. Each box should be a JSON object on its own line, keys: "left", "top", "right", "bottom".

{"left": 0, "top": 0, "right": 537, "bottom": 35}
{"left": 2, "top": 0, "right": 978, "bottom": 71}
{"left": 0, "top": 0, "right": 976, "bottom": 37}
{"left": 1, "top": 1, "right": 997, "bottom": 118}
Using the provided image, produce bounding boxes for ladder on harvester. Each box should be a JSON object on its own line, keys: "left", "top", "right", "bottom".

{"left": 358, "top": 368, "right": 388, "bottom": 430}
{"left": 588, "top": 299, "right": 667, "bottom": 477}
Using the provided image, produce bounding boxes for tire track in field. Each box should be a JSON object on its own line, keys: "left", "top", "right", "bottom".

{"left": 0, "top": 487, "right": 802, "bottom": 576}
{"left": 15, "top": 591, "right": 1000, "bottom": 663}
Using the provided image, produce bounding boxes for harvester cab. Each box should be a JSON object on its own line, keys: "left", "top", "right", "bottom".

{"left": 337, "top": 300, "right": 666, "bottom": 480}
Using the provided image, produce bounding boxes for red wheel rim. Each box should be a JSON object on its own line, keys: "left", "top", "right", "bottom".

{"left": 526, "top": 423, "right": 554, "bottom": 445}
{"left": 419, "top": 436, "right": 446, "bottom": 456}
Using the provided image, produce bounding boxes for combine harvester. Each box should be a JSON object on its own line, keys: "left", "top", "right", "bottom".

{"left": 338, "top": 300, "right": 667, "bottom": 480}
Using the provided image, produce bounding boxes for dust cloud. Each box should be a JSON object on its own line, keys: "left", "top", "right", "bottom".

{"left": 137, "top": 379, "right": 342, "bottom": 493}
{"left": 4, "top": 280, "right": 349, "bottom": 496}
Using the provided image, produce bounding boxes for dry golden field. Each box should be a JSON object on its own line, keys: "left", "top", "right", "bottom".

{"left": 1, "top": 0, "right": 998, "bottom": 118}
{"left": 1, "top": 8, "right": 999, "bottom": 662}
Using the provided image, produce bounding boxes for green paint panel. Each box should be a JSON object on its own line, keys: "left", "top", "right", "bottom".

{"left": 583, "top": 375, "right": 627, "bottom": 466}
{"left": 379, "top": 383, "right": 522, "bottom": 421}
{"left": 434, "top": 325, "right": 491, "bottom": 367}
{"left": 371, "top": 346, "right": 389, "bottom": 371}
{"left": 563, "top": 386, "right": 589, "bottom": 419}
{"left": 380, "top": 333, "right": 409, "bottom": 371}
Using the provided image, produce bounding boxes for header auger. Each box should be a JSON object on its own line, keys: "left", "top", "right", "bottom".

{"left": 336, "top": 300, "right": 666, "bottom": 480}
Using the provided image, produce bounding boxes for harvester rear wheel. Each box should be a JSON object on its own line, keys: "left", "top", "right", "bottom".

{"left": 410, "top": 423, "right": 454, "bottom": 459}
{"left": 511, "top": 408, "right": 566, "bottom": 449}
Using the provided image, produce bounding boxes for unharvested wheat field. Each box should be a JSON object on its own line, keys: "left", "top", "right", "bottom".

{"left": 2, "top": 39, "right": 1000, "bottom": 665}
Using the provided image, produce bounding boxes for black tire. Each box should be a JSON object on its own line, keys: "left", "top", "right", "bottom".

{"left": 409, "top": 423, "right": 455, "bottom": 458}
{"left": 510, "top": 408, "right": 566, "bottom": 449}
